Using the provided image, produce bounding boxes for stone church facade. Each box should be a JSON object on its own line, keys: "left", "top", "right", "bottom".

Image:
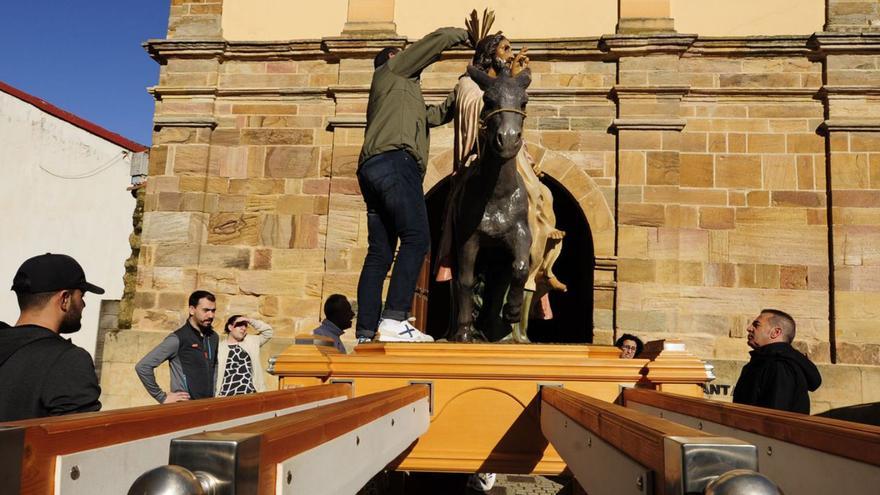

{"left": 99, "top": 0, "right": 880, "bottom": 412}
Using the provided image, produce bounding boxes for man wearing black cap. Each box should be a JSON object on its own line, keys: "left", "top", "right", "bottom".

{"left": 0, "top": 253, "right": 103, "bottom": 421}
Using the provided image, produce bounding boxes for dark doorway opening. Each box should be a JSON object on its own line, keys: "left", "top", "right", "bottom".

{"left": 423, "top": 175, "right": 594, "bottom": 343}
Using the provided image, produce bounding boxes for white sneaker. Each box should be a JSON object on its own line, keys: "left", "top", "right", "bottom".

{"left": 376, "top": 317, "right": 434, "bottom": 342}
{"left": 467, "top": 473, "right": 496, "bottom": 492}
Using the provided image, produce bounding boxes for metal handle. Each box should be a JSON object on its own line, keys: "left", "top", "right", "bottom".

{"left": 127, "top": 465, "right": 220, "bottom": 495}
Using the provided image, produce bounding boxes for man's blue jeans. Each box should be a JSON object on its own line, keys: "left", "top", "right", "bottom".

{"left": 355, "top": 150, "right": 430, "bottom": 339}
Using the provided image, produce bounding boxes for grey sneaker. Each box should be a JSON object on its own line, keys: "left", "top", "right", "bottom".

{"left": 356, "top": 336, "right": 373, "bottom": 344}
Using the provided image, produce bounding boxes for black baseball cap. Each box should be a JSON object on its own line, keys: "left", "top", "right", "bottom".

{"left": 11, "top": 253, "right": 105, "bottom": 295}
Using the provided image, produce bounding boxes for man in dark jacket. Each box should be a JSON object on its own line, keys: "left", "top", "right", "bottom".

{"left": 733, "top": 309, "right": 822, "bottom": 414}
{"left": 135, "top": 290, "right": 219, "bottom": 403}
{"left": 355, "top": 26, "right": 468, "bottom": 343}
{"left": 0, "top": 253, "right": 103, "bottom": 421}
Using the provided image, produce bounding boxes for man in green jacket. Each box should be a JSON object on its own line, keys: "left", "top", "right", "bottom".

{"left": 356, "top": 26, "right": 468, "bottom": 343}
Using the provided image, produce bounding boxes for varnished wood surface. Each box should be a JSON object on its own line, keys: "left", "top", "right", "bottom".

{"left": 542, "top": 387, "right": 710, "bottom": 475}
{"left": 3, "top": 384, "right": 351, "bottom": 495}
{"left": 205, "top": 385, "right": 428, "bottom": 495}
{"left": 623, "top": 388, "right": 880, "bottom": 467}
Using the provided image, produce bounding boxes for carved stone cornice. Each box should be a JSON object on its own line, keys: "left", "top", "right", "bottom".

{"left": 144, "top": 39, "right": 225, "bottom": 63}
{"left": 149, "top": 86, "right": 329, "bottom": 101}
{"left": 153, "top": 116, "right": 217, "bottom": 130}
{"left": 818, "top": 86, "right": 880, "bottom": 98}
{"left": 225, "top": 40, "right": 324, "bottom": 59}
{"left": 323, "top": 36, "right": 408, "bottom": 57}
{"left": 144, "top": 32, "right": 879, "bottom": 64}
{"left": 809, "top": 32, "right": 880, "bottom": 53}
{"left": 328, "top": 86, "right": 612, "bottom": 100}
{"left": 611, "top": 118, "right": 687, "bottom": 132}
{"left": 686, "top": 87, "right": 819, "bottom": 100}
{"left": 148, "top": 86, "right": 216, "bottom": 99}
{"left": 513, "top": 38, "right": 606, "bottom": 58}
{"left": 599, "top": 34, "right": 696, "bottom": 56}
{"left": 687, "top": 36, "right": 812, "bottom": 56}
{"left": 611, "top": 85, "right": 690, "bottom": 99}
{"left": 820, "top": 119, "right": 880, "bottom": 133}
{"left": 327, "top": 115, "right": 367, "bottom": 129}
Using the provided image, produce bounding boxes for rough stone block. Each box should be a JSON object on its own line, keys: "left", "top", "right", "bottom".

{"left": 619, "top": 204, "right": 666, "bottom": 227}
{"left": 831, "top": 154, "right": 871, "bottom": 188}
{"left": 786, "top": 133, "right": 824, "bottom": 154}
{"left": 208, "top": 213, "right": 260, "bottom": 245}
{"left": 746, "top": 191, "right": 770, "bottom": 207}
{"left": 238, "top": 270, "right": 307, "bottom": 297}
{"left": 680, "top": 154, "right": 714, "bottom": 187}
{"left": 142, "top": 212, "right": 208, "bottom": 244}
{"left": 646, "top": 151, "right": 679, "bottom": 185}
{"left": 700, "top": 207, "right": 735, "bottom": 230}
{"left": 728, "top": 133, "right": 746, "bottom": 153}
{"left": 771, "top": 191, "right": 826, "bottom": 207}
{"left": 265, "top": 146, "right": 320, "bottom": 178}
{"left": 715, "top": 155, "right": 762, "bottom": 189}
{"left": 618, "top": 258, "right": 656, "bottom": 283}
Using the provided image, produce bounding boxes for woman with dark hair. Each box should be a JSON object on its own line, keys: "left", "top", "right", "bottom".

{"left": 216, "top": 315, "right": 274, "bottom": 396}
{"left": 615, "top": 333, "right": 644, "bottom": 359}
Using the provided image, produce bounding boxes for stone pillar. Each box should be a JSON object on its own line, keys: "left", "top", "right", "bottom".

{"left": 342, "top": 0, "right": 397, "bottom": 36}
{"left": 618, "top": 0, "right": 675, "bottom": 34}
{"left": 167, "top": 0, "right": 223, "bottom": 39}
{"left": 605, "top": 34, "right": 694, "bottom": 347}
{"left": 814, "top": 27, "right": 880, "bottom": 365}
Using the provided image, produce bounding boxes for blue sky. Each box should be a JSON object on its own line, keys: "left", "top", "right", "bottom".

{"left": 1, "top": 2, "right": 170, "bottom": 147}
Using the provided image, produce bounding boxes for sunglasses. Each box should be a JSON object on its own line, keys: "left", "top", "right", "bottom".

{"left": 232, "top": 321, "right": 248, "bottom": 329}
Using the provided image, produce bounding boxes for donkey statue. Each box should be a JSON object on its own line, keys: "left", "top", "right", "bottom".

{"left": 450, "top": 66, "right": 532, "bottom": 342}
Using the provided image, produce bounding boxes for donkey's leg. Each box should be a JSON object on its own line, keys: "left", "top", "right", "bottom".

{"left": 453, "top": 236, "right": 480, "bottom": 341}
{"left": 502, "top": 228, "right": 532, "bottom": 343}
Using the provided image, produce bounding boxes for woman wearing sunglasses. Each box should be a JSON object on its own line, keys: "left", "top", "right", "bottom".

{"left": 216, "top": 315, "right": 274, "bottom": 396}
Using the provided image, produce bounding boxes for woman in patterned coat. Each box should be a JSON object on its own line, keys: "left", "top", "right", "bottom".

{"left": 215, "top": 316, "right": 274, "bottom": 396}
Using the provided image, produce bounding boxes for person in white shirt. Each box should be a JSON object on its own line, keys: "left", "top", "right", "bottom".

{"left": 215, "top": 315, "right": 274, "bottom": 396}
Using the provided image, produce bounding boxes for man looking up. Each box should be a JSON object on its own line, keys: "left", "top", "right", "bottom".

{"left": 355, "top": 25, "right": 468, "bottom": 343}
{"left": 0, "top": 253, "right": 103, "bottom": 421}
{"left": 732, "top": 309, "right": 822, "bottom": 414}
{"left": 135, "top": 290, "right": 219, "bottom": 403}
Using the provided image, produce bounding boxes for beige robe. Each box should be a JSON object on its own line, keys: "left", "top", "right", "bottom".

{"left": 437, "top": 76, "right": 564, "bottom": 313}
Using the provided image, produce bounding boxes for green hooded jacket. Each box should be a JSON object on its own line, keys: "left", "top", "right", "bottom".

{"left": 358, "top": 27, "right": 468, "bottom": 175}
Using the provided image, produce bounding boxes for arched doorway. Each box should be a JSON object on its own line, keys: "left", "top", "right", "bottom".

{"left": 422, "top": 175, "right": 595, "bottom": 343}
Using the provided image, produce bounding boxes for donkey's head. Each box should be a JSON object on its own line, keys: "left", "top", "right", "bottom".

{"left": 467, "top": 65, "right": 531, "bottom": 160}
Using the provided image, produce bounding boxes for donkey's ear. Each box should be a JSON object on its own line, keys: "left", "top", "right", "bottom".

{"left": 514, "top": 68, "right": 532, "bottom": 89}
{"left": 466, "top": 65, "right": 495, "bottom": 90}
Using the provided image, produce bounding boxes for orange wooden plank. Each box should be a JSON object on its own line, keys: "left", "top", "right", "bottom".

{"left": 2, "top": 384, "right": 351, "bottom": 495}
{"left": 623, "top": 388, "right": 880, "bottom": 467}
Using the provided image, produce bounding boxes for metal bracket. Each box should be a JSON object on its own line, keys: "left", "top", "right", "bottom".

{"left": 329, "top": 378, "right": 354, "bottom": 396}
{"left": 170, "top": 432, "right": 262, "bottom": 495}
{"left": 663, "top": 436, "right": 757, "bottom": 495}
{"left": 409, "top": 381, "right": 434, "bottom": 415}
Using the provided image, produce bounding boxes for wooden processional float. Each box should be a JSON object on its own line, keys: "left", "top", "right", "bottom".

{"left": 1, "top": 339, "right": 878, "bottom": 494}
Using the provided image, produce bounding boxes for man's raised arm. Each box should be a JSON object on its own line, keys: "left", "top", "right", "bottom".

{"left": 388, "top": 27, "right": 468, "bottom": 78}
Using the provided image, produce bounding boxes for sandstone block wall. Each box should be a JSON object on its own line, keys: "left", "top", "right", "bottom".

{"left": 99, "top": 0, "right": 880, "bottom": 412}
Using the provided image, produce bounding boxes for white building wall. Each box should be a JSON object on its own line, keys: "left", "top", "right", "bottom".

{"left": 0, "top": 90, "right": 137, "bottom": 357}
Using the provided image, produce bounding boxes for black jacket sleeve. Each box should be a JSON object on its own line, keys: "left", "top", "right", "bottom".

{"left": 42, "top": 347, "right": 101, "bottom": 415}
{"left": 754, "top": 361, "right": 798, "bottom": 411}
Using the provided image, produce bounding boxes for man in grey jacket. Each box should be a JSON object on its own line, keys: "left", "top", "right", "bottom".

{"left": 135, "top": 290, "right": 219, "bottom": 403}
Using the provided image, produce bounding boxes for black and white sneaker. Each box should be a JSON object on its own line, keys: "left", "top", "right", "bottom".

{"left": 376, "top": 317, "right": 434, "bottom": 342}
